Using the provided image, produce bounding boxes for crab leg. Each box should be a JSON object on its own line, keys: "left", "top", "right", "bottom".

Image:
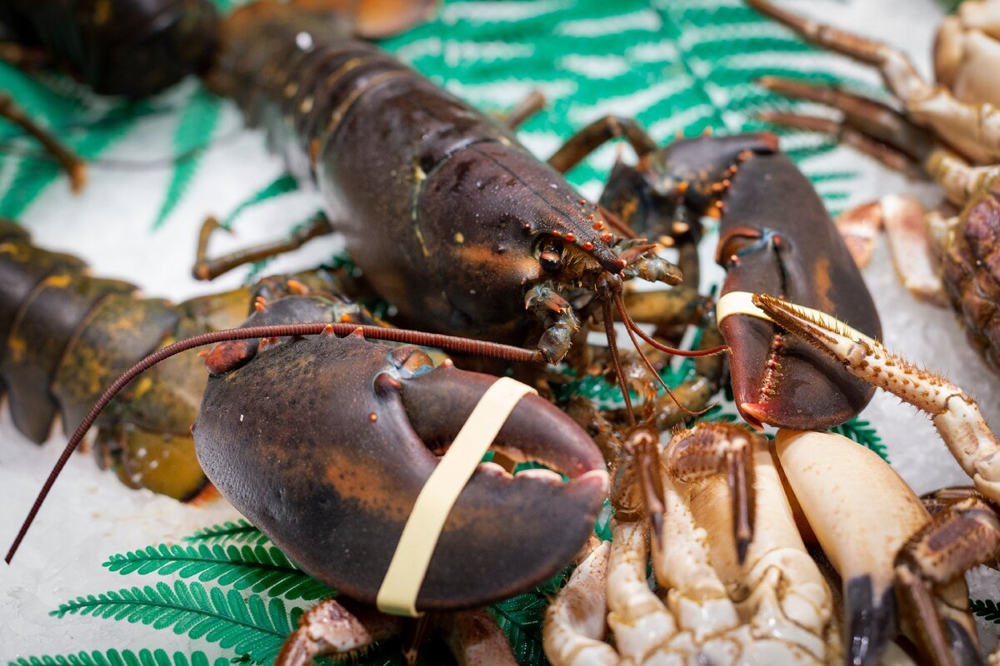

{"left": 677, "top": 425, "right": 837, "bottom": 664}
{"left": 754, "top": 293, "right": 1000, "bottom": 505}
{"left": 748, "top": 0, "right": 1000, "bottom": 164}
{"left": 543, "top": 538, "right": 618, "bottom": 666}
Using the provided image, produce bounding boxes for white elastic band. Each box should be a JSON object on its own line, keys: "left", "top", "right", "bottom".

{"left": 716, "top": 291, "right": 877, "bottom": 347}
{"left": 375, "top": 376, "right": 537, "bottom": 616}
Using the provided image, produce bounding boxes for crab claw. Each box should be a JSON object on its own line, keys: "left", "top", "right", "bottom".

{"left": 775, "top": 430, "right": 932, "bottom": 666}
{"left": 194, "top": 305, "right": 608, "bottom": 611}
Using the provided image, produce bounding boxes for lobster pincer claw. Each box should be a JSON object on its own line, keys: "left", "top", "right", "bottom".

{"left": 713, "top": 142, "right": 882, "bottom": 430}
{"left": 194, "top": 307, "right": 608, "bottom": 611}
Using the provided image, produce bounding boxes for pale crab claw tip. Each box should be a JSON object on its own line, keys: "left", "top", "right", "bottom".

{"left": 943, "top": 618, "right": 985, "bottom": 666}
{"left": 845, "top": 576, "right": 897, "bottom": 666}
{"left": 735, "top": 533, "right": 750, "bottom": 566}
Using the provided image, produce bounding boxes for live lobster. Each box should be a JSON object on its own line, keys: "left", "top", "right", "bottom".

{"left": 1, "top": 1, "right": 889, "bottom": 663}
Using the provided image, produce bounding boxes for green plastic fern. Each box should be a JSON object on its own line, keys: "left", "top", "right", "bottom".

{"left": 970, "top": 599, "right": 1000, "bottom": 624}
{"left": 152, "top": 87, "right": 222, "bottom": 229}
{"left": 52, "top": 580, "right": 302, "bottom": 663}
{"left": 830, "top": 417, "right": 890, "bottom": 463}
{"left": 104, "top": 543, "right": 334, "bottom": 601}
{"left": 184, "top": 519, "right": 270, "bottom": 546}
{"left": 10, "top": 649, "right": 228, "bottom": 666}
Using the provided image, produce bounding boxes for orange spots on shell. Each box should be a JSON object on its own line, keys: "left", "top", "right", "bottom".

{"left": 564, "top": 233, "right": 576, "bottom": 242}
{"left": 369, "top": 413, "right": 378, "bottom": 423}
{"left": 593, "top": 220, "right": 604, "bottom": 230}
{"left": 583, "top": 242, "right": 594, "bottom": 251}
{"left": 602, "top": 232, "right": 614, "bottom": 243}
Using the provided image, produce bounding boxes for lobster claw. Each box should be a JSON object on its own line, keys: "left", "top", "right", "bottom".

{"left": 713, "top": 139, "right": 882, "bottom": 429}
{"left": 194, "top": 299, "right": 608, "bottom": 611}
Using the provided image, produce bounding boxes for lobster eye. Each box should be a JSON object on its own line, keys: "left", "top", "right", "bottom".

{"left": 538, "top": 237, "right": 564, "bottom": 274}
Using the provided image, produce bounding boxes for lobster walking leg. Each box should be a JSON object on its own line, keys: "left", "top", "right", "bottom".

{"left": 0, "top": 94, "right": 86, "bottom": 191}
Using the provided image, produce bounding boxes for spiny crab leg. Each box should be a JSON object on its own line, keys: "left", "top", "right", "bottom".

{"left": 747, "top": 0, "right": 1000, "bottom": 164}
{"left": 662, "top": 422, "right": 756, "bottom": 564}
{"left": 751, "top": 292, "right": 1000, "bottom": 505}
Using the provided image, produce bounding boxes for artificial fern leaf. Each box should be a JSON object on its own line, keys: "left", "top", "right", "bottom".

{"left": 52, "top": 581, "right": 302, "bottom": 663}
{"left": 829, "top": 417, "right": 890, "bottom": 463}
{"left": 8, "top": 650, "right": 227, "bottom": 666}
{"left": 971, "top": 599, "right": 1000, "bottom": 624}
{"left": 103, "top": 543, "right": 334, "bottom": 601}
{"left": 184, "top": 519, "right": 269, "bottom": 546}
{"left": 152, "top": 87, "right": 221, "bottom": 229}
{"left": 222, "top": 173, "right": 299, "bottom": 228}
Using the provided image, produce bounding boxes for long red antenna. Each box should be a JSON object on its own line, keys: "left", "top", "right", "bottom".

{"left": 5, "top": 322, "right": 542, "bottom": 564}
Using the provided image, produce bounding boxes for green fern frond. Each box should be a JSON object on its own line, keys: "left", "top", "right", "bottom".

{"left": 9, "top": 649, "right": 228, "bottom": 666}
{"left": 0, "top": 67, "right": 144, "bottom": 217}
{"left": 152, "top": 87, "right": 221, "bottom": 229}
{"left": 184, "top": 519, "right": 269, "bottom": 546}
{"left": 829, "top": 417, "right": 890, "bottom": 463}
{"left": 103, "top": 543, "right": 334, "bottom": 601}
{"left": 222, "top": 174, "right": 299, "bottom": 229}
{"left": 52, "top": 581, "right": 301, "bottom": 663}
{"left": 970, "top": 598, "right": 1000, "bottom": 624}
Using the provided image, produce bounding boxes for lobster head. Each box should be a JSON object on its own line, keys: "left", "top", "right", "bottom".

{"left": 194, "top": 296, "right": 608, "bottom": 610}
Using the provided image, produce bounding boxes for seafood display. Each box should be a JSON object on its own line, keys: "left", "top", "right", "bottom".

{"left": 2, "top": 1, "right": 999, "bottom": 665}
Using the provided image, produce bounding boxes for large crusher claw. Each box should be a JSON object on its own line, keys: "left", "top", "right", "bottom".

{"left": 194, "top": 296, "right": 609, "bottom": 611}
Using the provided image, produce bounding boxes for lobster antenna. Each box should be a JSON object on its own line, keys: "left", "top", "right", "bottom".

{"left": 613, "top": 291, "right": 714, "bottom": 418}
{"left": 602, "top": 298, "right": 636, "bottom": 427}
{"left": 4, "top": 322, "right": 543, "bottom": 564}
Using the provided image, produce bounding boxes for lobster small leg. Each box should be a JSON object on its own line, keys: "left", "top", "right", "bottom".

{"left": 0, "top": 93, "right": 86, "bottom": 192}
{"left": 748, "top": 0, "right": 1000, "bottom": 164}
{"left": 499, "top": 89, "right": 546, "bottom": 130}
{"left": 754, "top": 293, "right": 1000, "bottom": 505}
{"left": 547, "top": 115, "right": 658, "bottom": 174}
{"left": 895, "top": 489, "right": 998, "bottom": 666}
{"left": 275, "top": 597, "right": 403, "bottom": 666}
{"left": 191, "top": 212, "right": 335, "bottom": 281}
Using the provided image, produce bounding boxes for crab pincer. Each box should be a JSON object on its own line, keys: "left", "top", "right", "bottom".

{"left": 194, "top": 296, "right": 609, "bottom": 611}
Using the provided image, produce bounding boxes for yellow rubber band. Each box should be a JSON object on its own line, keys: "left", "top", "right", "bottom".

{"left": 716, "top": 291, "right": 878, "bottom": 347}
{"left": 375, "top": 376, "right": 537, "bottom": 617}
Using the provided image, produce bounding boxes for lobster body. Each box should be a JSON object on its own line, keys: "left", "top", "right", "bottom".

{"left": 208, "top": 3, "right": 626, "bottom": 350}
{"left": 0, "top": 0, "right": 218, "bottom": 97}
